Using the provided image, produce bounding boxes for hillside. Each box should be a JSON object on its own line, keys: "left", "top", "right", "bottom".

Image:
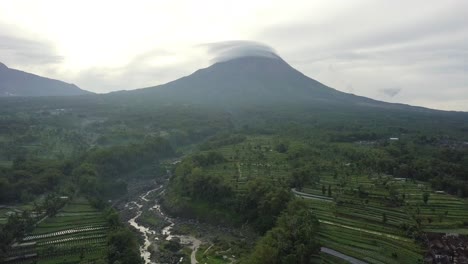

{"left": 0, "top": 62, "right": 91, "bottom": 97}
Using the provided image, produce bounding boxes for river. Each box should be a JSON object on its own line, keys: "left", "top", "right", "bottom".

{"left": 126, "top": 184, "right": 202, "bottom": 264}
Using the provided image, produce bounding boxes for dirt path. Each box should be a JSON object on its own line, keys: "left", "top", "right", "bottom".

{"left": 190, "top": 238, "right": 202, "bottom": 264}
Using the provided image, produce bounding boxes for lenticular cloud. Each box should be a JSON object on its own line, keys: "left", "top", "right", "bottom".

{"left": 201, "top": 40, "right": 280, "bottom": 63}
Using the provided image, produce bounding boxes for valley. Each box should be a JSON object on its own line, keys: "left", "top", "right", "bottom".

{"left": 1, "top": 54, "right": 467, "bottom": 264}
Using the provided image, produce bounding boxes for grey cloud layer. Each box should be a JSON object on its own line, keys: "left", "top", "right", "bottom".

{"left": 253, "top": 1, "right": 468, "bottom": 110}
{"left": 0, "top": 24, "right": 63, "bottom": 66}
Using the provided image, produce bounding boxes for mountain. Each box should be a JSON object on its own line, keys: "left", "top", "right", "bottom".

{"left": 0, "top": 62, "right": 91, "bottom": 97}
{"left": 126, "top": 55, "right": 417, "bottom": 111}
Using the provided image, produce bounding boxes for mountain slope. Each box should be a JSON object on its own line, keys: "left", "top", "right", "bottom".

{"left": 0, "top": 62, "right": 91, "bottom": 97}
{"left": 125, "top": 56, "right": 434, "bottom": 113}
{"left": 132, "top": 56, "right": 347, "bottom": 104}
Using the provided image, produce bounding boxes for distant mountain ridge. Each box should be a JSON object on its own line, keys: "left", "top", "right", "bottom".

{"left": 0, "top": 62, "right": 91, "bottom": 97}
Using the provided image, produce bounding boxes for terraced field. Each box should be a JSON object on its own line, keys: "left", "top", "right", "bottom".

{"left": 298, "top": 173, "right": 468, "bottom": 263}
{"left": 4, "top": 198, "right": 108, "bottom": 264}
{"left": 203, "top": 136, "right": 290, "bottom": 196}
{"left": 195, "top": 136, "right": 468, "bottom": 263}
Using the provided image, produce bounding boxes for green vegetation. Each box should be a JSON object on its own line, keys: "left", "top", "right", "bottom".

{"left": 0, "top": 86, "right": 467, "bottom": 264}
{"left": 164, "top": 148, "right": 293, "bottom": 233}
{"left": 3, "top": 198, "right": 107, "bottom": 263}
{"left": 165, "top": 134, "right": 468, "bottom": 263}
{"left": 245, "top": 200, "right": 321, "bottom": 264}
{"left": 2, "top": 197, "right": 142, "bottom": 264}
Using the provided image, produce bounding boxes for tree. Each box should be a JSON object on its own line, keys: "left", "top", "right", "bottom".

{"left": 291, "top": 169, "right": 308, "bottom": 190}
{"left": 327, "top": 185, "right": 332, "bottom": 197}
{"left": 108, "top": 228, "right": 143, "bottom": 264}
{"left": 240, "top": 178, "right": 292, "bottom": 233}
{"left": 247, "top": 200, "right": 320, "bottom": 264}
{"left": 382, "top": 213, "right": 387, "bottom": 224}
{"left": 47, "top": 196, "right": 64, "bottom": 217}
{"left": 275, "top": 143, "right": 288, "bottom": 153}
{"left": 423, "top": 192, "right": 430, "bottom": 205}
{"left": 322, "top": 185, "right": 326, "bottom": 195}
{"left": 106, "top": 209, "right": 122, "bottom": 229}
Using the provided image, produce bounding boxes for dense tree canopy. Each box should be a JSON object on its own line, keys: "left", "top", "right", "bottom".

{"left": 246, "top": 200, "right": 321, "bottom": 264}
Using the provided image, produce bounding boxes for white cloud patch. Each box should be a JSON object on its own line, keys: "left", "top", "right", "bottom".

{"left": 201, "top": 41, "right": 280, "bottom": 63}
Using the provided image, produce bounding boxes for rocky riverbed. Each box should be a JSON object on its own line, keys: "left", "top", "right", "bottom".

{"left": 117, "top": 170, "right": 256, "bottom": 264}
{"left": 116, "top": 169, "right": 373, "bottom": 264}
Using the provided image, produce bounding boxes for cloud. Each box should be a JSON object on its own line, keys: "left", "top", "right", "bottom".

{"left": 72, "top": 48, "right": 202, "bottom": 93}
{"left": 0, "top": 24, "right": 63, "bottom": 66}
{"left": 253, "top": 1, "right": 468, "bottom": 111}
{"left": 200, "top": 41, "right": 280, "bottom": 63}
{"left": 380, "top": 88, "right": 401, "bottom": 97}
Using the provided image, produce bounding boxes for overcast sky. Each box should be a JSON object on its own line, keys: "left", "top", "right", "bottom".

{"left": 0, "top": 0, "right": 467, "bottom": 111}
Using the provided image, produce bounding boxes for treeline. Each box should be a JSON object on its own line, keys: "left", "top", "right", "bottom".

{"left": 0, "top": 137, "right": 175, "bottom": 203}
{"left": 0, "top": 159, "right": 71, "bottom": 203}
{"left": 74, "top": 137, "right": 174, "bottom": 198}
{"left": 165, "top": 151, "right": 293, "bottom": 233}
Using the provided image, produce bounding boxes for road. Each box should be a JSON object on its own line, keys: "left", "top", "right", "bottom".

{"left": 321, "top": 247, "right": 368, "bottom": 264}
{"left": 291, "top": 188, "right": 333, "bottom": 202}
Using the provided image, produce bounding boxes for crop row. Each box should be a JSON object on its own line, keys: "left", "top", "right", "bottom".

{"left": 24, "top": 225, "right": 106, "bottom": 241}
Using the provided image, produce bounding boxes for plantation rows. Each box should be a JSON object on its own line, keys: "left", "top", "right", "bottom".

{"left": 4, "top": 198, "right": 108, "bottom": 264}
{"left": 299, "top": 172, "right": 468, "bottom": 263}
{"left": 196, "top": 136, "right": 468, "bottom": 262}
{"left": 312, "top": 173, "right": 468, "bottom": 232}
{"left": 24, "top": 225, "right": 106, "bottom": 241}
{"left": 37, "top": 234, "right": 106, "bottom": 246}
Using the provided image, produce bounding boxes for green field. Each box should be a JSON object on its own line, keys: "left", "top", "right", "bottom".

{"left": 4, "top": 197, "right": 108, "bottom": 264}
{"left": 191, "top": 135, "right": 468, "bottom": 263}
